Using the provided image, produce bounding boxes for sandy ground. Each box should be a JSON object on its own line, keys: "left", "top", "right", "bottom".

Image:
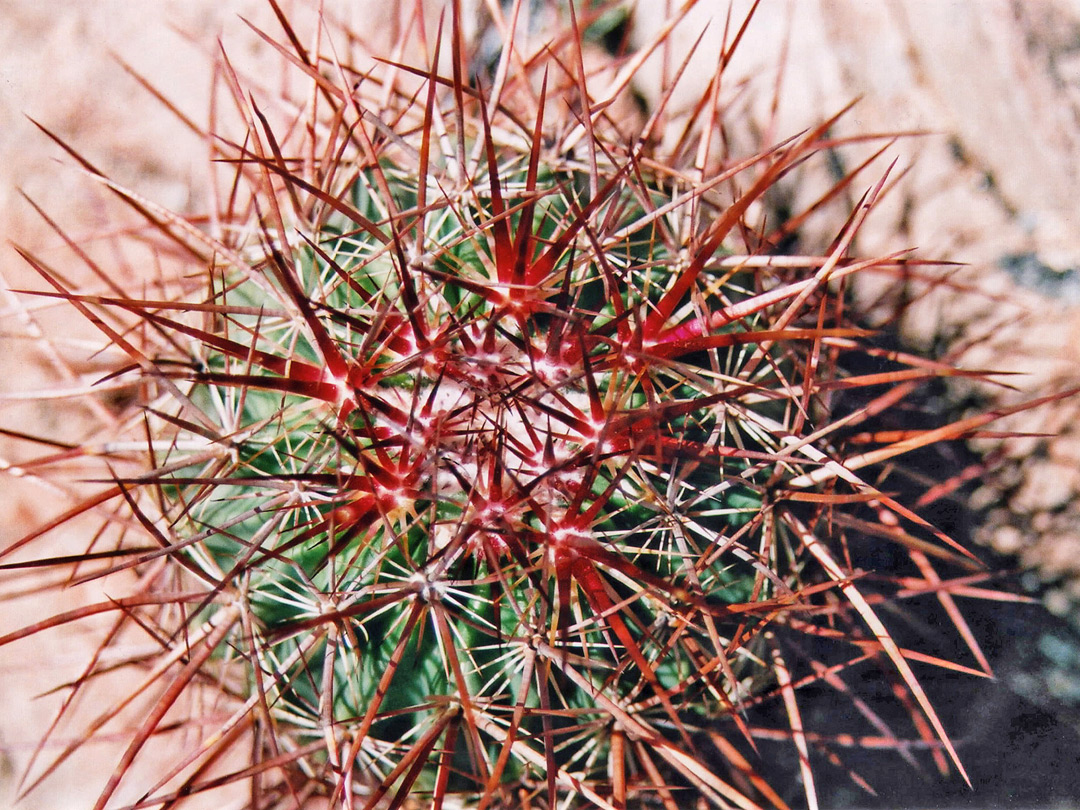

{"left": 2, "top": 1, "right": 1080, "bottom": 807}
{"left": 1, "top": 5, "right": 268, "bottom": 807}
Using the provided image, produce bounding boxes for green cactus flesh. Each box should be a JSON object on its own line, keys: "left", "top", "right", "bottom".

{"left": 152, "top": 145, "right": 802, "bottom": 793}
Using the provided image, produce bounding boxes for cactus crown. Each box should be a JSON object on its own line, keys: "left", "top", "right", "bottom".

{"left": 1, "top": 3, "right": 1021, "bottom": 809}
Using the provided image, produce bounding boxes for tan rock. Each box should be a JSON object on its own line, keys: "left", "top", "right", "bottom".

{"left": 1011, "top": 460, "right": 1080, "bottom": 513}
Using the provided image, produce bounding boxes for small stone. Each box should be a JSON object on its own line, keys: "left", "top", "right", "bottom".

{"left": 992, "top": 525, "right": 1026, "bottom": 555}
{"left": 1010, "top": 461, "right": 1077, "bottom": 513}
{"left": 1025, "top": 534, "right": 1080, "bottom": 579}
{"left": 969, "top": 484, "right": 1001, "bottom": 512}
{"left": 1045, "top": 588, "right": 1072, "bottom": 618}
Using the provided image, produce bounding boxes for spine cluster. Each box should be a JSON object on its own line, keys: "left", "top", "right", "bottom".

{"left": 0, "top": 4, "right": 1014, "bottom": 808}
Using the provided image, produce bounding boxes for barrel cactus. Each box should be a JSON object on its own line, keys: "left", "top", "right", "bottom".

{"left": 2, "top": 2, "right": 1035, "bottom": 808}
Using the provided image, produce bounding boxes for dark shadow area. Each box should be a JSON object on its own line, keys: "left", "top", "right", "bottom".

{"left": 748, "top": 335, "right": 1080, "bottom": 808}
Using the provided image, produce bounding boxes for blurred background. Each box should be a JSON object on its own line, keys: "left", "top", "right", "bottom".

{"left": 2, "top": 1, "right": 1079, "bottom": 806}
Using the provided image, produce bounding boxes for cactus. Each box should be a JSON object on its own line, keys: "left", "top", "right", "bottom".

{"left": 1, "top": 2, "right": 1052, "bottom": 808}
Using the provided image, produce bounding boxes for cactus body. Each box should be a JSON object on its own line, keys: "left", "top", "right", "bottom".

{"left": 1, "top": 3, "right": 1017, "bottom": 808}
